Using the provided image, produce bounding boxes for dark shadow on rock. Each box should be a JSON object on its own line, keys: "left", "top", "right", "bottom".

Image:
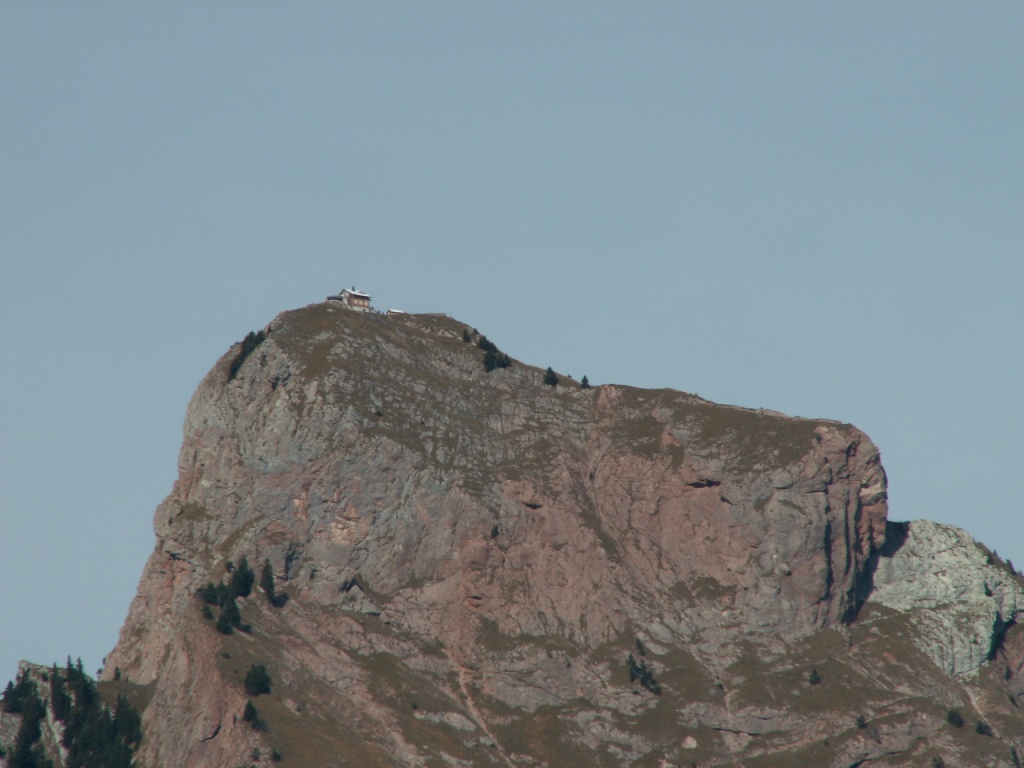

{"left": 877, "top": 520, "right": 910, "bottom": 558}
{"left": 844, "top": 521, "right": 911, "bottom": 624}
{"left": 989, "top": 613, "right": 1015, "bottom": 661}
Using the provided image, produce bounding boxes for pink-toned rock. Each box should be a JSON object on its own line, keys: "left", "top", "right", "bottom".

{"left": 100, "top": 305, "right": 1022, "bottom": 767}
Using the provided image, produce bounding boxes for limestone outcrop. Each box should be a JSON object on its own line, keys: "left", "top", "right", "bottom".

{"left": 870, "top": 519, "right": 1024, "bottom": 677}
{"left": 93, "top": 304, "right": 1024, "bottom": 767}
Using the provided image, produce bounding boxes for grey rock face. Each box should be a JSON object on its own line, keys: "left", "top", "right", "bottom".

{"left": 870, "top": 519, "right": 1024, "bottom": 676}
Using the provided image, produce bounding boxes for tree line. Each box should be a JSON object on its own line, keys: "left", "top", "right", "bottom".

{"left": 1, "top": 658, "right": 142, "bottom": 768}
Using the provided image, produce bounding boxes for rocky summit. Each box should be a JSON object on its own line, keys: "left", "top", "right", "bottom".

{"left": 91, "top": 303, "right": 1024, "bottom": 766}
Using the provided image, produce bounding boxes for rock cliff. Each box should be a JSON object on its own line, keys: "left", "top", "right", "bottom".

{"left": 871, "top": 520, "right": 1024, "bottom": 678}
{"left": 96, "top": 303, "right": 1023, "bottom": 767}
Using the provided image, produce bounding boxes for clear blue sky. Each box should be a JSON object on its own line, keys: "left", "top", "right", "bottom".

{"left": 2, "top": 3, "right": 1021, "bottom": 685}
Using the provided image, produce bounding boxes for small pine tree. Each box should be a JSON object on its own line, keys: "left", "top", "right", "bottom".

{"left": 261, "top": 559, "right": 287, "bottom": 607}
{"left": 114, "top": 694, "right": 142, "bottom": 746}
{"left": 581, "top": 375, "right": 590, "bottom": 389}
{"left": 229, "top": 556, "right": 255, "bottom": 598}
{"left": 215, "top": 582, "right": 230, "bottom": 607}
{"left": 215, "top": 610, "right": 234, "bottom": 635}
{"left": 946, "top": 708, "right": 964, "bottom": 727}
{"left": 243, "top": 700, "right": 267, "bottom": 731}
{"left": 1, "top": 680, "right": 16, "bottom": 712}
{"left": 626, "top": 654, "right": 660, "bottom": 695}
{"left": 221, "top": 595, "right": 241, "bottom": 627}
{"left": 6, "top": 676, "right": 51, "bottom": 768}
{"left": 482, "top": 349, "right": 498, "bottom": 372}
{"left": 543, "top": 367, "right": 558, "bottom": 386}
{"left": 808, "top": 668, "right": 822, "bottom": 685}
{"left": 462, "top": 329, "right": 471, "bottom": 343}
{"left": 261, "top": 559, "right": 275, "bottom": 596}
{"left": 50, "top": 666, "right": 72, "bottom": 723}
{"left": 245, "top": 663, "right": 272, "bottom": 696}
{"left": 198, "top": 582, "right": 219, "bottom": 605}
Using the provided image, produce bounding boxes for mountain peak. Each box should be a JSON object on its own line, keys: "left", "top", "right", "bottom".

{"left": 95, "top": 302, "right": 1023, "bottom": 767}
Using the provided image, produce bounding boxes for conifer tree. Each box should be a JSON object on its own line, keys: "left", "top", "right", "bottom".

{"left": 50, "top": 665, "right": 71, "bottom": 722}
{"left": 245, "top": 663, "right": 272, "bottom": 696}
{"left": 198, "top": 582, "right": 219, "bottom": 605}
{"left": 230, "top": 556, "right": 255, "bottom": 598}
{"left": 113, "top": 695, "right": 142, "bottom": 746}
{"left": 216, "top": 596, "right": 241, "bottom": 635}
{"left": 243, "top": 700, "right": 267, "bottom": 731}
{"left": 261, "top": 559, "right": 288, "bottom": 607}
{"left": 482, "top": 349, "right": 499, "bottom": 371}
{"left": 261, "top": 559, "right": 277, "bottom": 601}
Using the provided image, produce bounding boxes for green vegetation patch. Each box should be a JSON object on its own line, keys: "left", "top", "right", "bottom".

{"left": 474, "top": 618, "right": 583, "bottom": 659}
{"left": 475, "top": 618, "right": 515, "bottom": 653}
{"left": 604, "top": 391, "right": 666, "bottom": 459}
{"left": 489, "top": 704, "right": 606, "bottom": 766}
{"left": 176, "top": 502, "right": 212, "bottom": 523}
{"left": 597, "top": 387, "right": 824, "bottom": 477}
{"left": 689, "top": 575, "right": 738, "bottom": 602}
{"left": 208, "top": 593, "right": 486, "bottom": 766}
{"left": 974, "top": 540, "right": 1024, "bottom": 584}
{"left": 689, "top": 404, "right": 819, "bottom": 471}
{"left": 612, "top": 387, "right": 824, "bottom": 472}
{"left": 353, "top": 652, "right": 488, "bottom": 762}
{"left": 400, "top": 313, "right": 473, "bottom": 341}
{"left": 240, "top": 688, "right": 398, "bottom": 768}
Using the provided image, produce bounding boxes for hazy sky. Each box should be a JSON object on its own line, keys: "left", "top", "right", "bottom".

{"left": 2, "top": 3, "right": 1021, "bottom": 685}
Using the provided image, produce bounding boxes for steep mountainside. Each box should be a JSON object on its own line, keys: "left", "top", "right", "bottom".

{"left": 96, "top": 303, "right": 1024, "bottom": 767}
